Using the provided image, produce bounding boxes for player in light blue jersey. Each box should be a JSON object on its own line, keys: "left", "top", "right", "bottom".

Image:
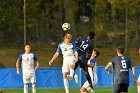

{"left": 49, "top": 34, "right": 78, "bottom": 93}
{"left": 80, "top": 48, "right": 100, "bottom": 93}
{"left": 16, "top": 44, "right": 39, "bottom": 93}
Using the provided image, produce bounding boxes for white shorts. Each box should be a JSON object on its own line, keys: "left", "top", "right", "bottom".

{"left": 138, "top": 75, "right": 140, "bottom": 82}
{"left": 82, "top": 73, "right": 98, "bottom": 91}
{"left": 62, "top": 56, "right": 75, "bottom": 72}
{"left": 23, "top": 73, "right": 36, "bottom": 84}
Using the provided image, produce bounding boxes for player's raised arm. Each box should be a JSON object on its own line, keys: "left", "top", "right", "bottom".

{"left": 49, "top": 43, "right": 62, "bottom": 66}
{"left": 49, "top": 52, "right": 59, "bottom": 66}
{"left": 105, "top": 62, "right": 112, "bottom": 74}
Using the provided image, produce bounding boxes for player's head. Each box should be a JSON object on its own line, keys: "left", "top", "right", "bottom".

{"left": 92, "top": 48, "right": 100, "bottom": 58}
{"left": 24, "top": 43, "right": 31, "bottom": 53}
{"left": 87, "top": 31, "right": 95, "bottom": 40}
{"left": 64, "top": 33, "right": 72, "bottom": 43}
{"left": 117, "top": 47, "right": 124, "bottom": 55}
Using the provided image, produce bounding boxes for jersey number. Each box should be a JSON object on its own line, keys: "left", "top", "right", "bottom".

{"left": 121, "top": 60, "right": 127, "bottom": 68}
{"left": 80, "top": 41, "right": 89, "bottom": 50}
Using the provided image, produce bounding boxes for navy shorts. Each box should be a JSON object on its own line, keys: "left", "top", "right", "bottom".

{"left": 113, "top": 83, "right": 129, "bottom": 93}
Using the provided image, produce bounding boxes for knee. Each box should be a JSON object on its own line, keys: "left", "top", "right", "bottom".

{"left": 138, "top": 82, "right": 140, "bottom": 86}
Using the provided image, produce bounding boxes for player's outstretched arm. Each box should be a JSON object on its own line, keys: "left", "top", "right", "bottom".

{"left": 35, "top": 61, "right": 39, "bottom": 71}
{"left": 16, "top": 60, "right": 20, "bottom": 74}
{"left": 105, "top": 62, "right": 112, "bottom": 74}
{"left": 49, "top": 52, "right": 59, "bottom": 66}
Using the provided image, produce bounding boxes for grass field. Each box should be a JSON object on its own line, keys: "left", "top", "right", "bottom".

{"left": 0, "top": 48, "right": 140, "bottom": 68}
{"left": 1, "top": 87, "right": 137, "bottom": 93}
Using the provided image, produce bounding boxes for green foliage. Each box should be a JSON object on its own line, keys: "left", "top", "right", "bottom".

{"left": 0, "top": 0, "right": 140, "bottom": 48}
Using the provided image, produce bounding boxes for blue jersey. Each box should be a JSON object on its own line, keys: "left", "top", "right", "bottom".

{"left": 111, "top": 56, "right": 134, "bottom": 84}
{"left": 75, "top": 37, "right": 93, "bottom": 57}
{"left": 56, "top": 41, "right": 78, "bottom": 58}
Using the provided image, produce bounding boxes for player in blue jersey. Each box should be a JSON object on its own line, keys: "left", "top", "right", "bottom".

{"left": 74, "top": 31, "right": 95, "bottom": 92}
{"left": 49, "top": 34, "right": 78, "bottom": 93}
{"left": 105, "top": 47, "right": 136, "bottom": 93}
{"left": 80, "top": 48, "right": 100, "bottom": 93}
{"left": 16, "top": 44, "right": 39, "bottom": 93}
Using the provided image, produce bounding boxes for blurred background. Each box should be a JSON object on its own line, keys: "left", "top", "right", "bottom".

{"left": 0, "top": 0, "right": 140, "bottom": 68}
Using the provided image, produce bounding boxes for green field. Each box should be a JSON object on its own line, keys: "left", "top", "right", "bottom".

{"left": 1, "top": 87, "right": 137, "bottom": 93}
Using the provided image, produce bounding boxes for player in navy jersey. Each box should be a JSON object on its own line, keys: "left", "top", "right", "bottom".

{"left": 74, "top": 31, "right": 95, "bottom": 92}
{"left": 80, "top": 48, "right": 100, "bottom": 93}
{"left": 105, "top": 47, "right": 136, "bottom": 93}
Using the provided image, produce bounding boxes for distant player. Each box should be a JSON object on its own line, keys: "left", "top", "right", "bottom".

{"left": 16, "top": 44, "right": 39, "bottom": 93}
{"left": 105, "top": 47, "right": 136, "bottom": 93}
{"left": 137, "top": 48, "right": 140, "bottom": 93}
{"left": 80, "top": 48, "right": 100, "bottom": 93}
{"left": 49, "top": 34, "right": 78, "bottom": 93}
{"left": 74, "top": 31, "right": 95, "bottom": 92}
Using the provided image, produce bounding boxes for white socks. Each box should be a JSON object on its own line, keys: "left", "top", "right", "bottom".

{"left": 70, "top": 69, "right": 74, "bottom": 78}
{"left": 24, "top": 85, "right": 28, "bottom": 93}
{"left": 24, "top": 84, "right": 36, "bottom": 93}
{"left": 32, "top": 84, "right": 36, "bottom": 93}
{"left": 64, "top": 79, "right": 69, "bottom": 93}
{"left": 138, "top": 86, "right": 140, "bottom": 93}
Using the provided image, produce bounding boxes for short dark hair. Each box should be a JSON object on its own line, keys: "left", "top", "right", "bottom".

{"left": 94, "top": 48, "right": 100, "bottom": 57}
{"left": 117, "top": 47, "right": 124, "bottom": 54}
{"left": 24, "top": 43, "right": 31, "bottom": 47}
{"left": 88, "top": 31, "right": 95, "bottom": 39}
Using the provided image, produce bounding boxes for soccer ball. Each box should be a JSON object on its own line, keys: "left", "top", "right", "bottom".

{"left": 62, "top": 23, "right": 70, "bottom": 31}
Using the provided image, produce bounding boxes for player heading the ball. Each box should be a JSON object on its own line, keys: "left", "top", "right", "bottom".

{"left": 49, "top": 34, "right": 78, "bottom": 93}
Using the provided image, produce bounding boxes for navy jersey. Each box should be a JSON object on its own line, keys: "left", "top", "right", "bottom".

{"left": 111, "top": 56, "right": 134, "bottom": 84}
{"left": 75, "top": 37, "right": 93, "bottom": 57}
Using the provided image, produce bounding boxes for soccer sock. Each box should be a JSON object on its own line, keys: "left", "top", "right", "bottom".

{"left": 32, "top": 84, "right": 36, "bottom": 93}
{"left": 138, "top": 86, "right": 140, "bottom": 93}
{"left": 64, "top": 79, "right": 69, "bottom": 93}
{"left": 85, "top": 73, "right": 93, "bottom": 89}
{"left": 70, "top": 69, "right": 74, "bottom": 78}
{"left": 24, "top": 84, "right": 28, "bottom": 93}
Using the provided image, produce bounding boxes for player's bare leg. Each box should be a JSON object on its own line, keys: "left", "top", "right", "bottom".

{"left": 24, "top": 83, "right": 28, "bottom": 93}
{"left": 80, "top": 87, "right": 87, "bottom": 93}
{"left": 67, "top": 64, "right": 74, "bottom": 80}
{"left": 137, "top": 80, "right": 140, "bottom": 93}
{"left": 73, "top": 61, "right": 79, "bottom": 84}
{"left": 63, "top": 72, "right": 69, "bottom": 93}
{"left": 83, "top": 67, "right": 94, "bottom": 92}
{"left": 32, "top": 82, "right": 36, "bottom": 93}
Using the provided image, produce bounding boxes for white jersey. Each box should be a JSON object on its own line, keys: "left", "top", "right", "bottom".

{"left": 18, "top": 53, "right": 38, "bottom": 74}
{"left": 88, "top": 58, "right": 97, "bottom": 75}
{"left": 82, "top": 58, "right": 98, "bottom": 90}
{"left": 57, "top": 41, "right": 78, "bottom": 58}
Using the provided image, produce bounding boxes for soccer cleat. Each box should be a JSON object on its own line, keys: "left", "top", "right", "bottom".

{"left": 67, "top": 75, "right": 72, "bottom": 81}
{"left": 90, "top": 89, "right": 95, "bottom": 93}
{"left": 74, "top": 74, "right": 78, "bottom": 84}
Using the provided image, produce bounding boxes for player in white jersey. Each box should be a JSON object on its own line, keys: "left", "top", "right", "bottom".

{"left": 80, "top": 49, "right": 100, "bottom": 93}
{"left": 16, "top": 44, "right": 39, "bottom": 93}
{"left": 49, "top": 34, "right": 78, "bottom": 93}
